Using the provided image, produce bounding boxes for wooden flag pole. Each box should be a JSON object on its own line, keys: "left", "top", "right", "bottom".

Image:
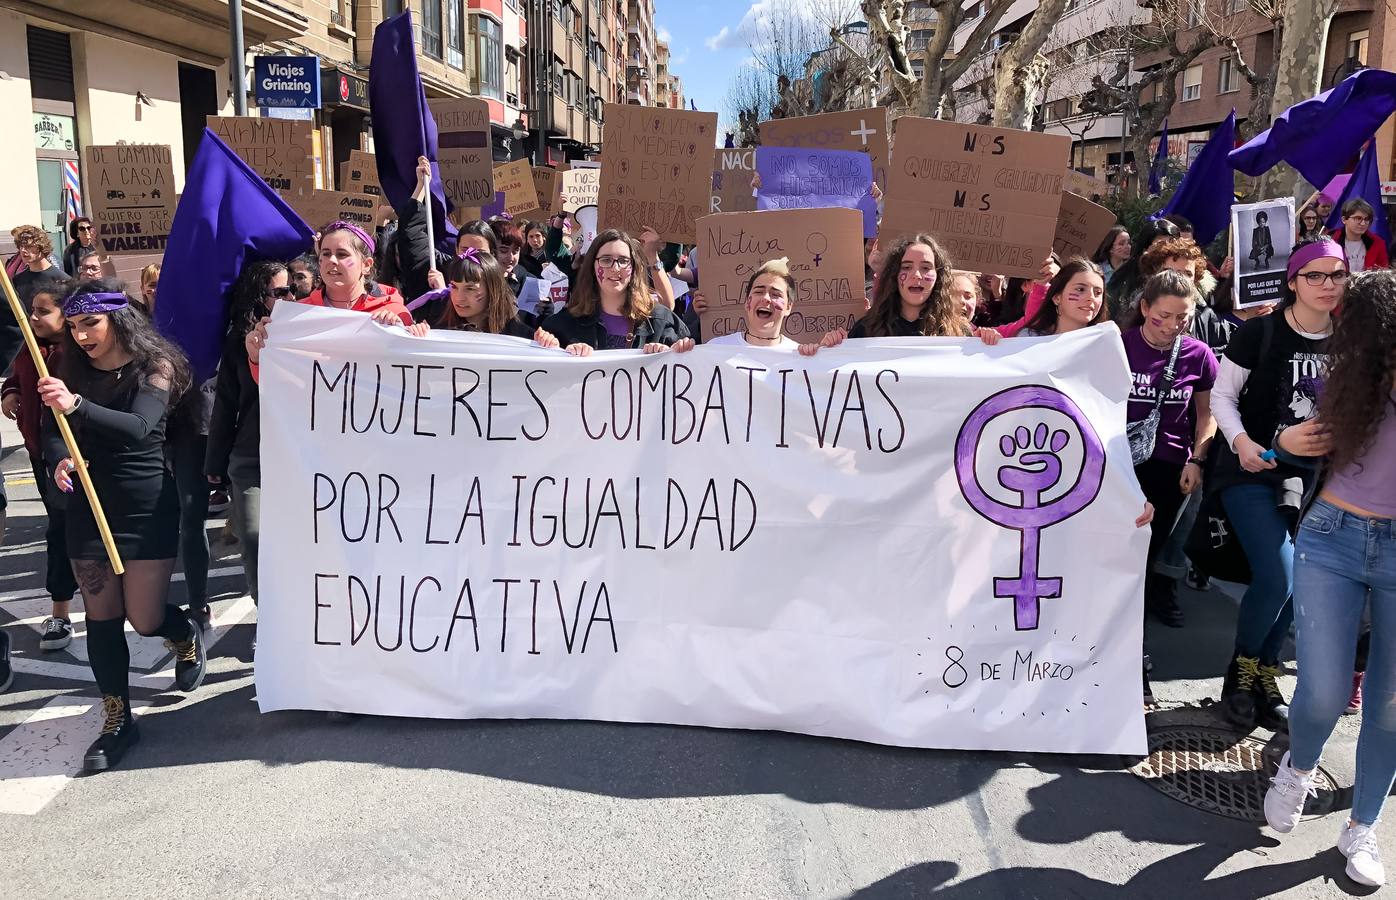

{"left": 0, "top": 265, "right": 125, "bottom": 574}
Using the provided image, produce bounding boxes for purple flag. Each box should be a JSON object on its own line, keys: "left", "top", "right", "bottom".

{"left": 1324, "top": 141, "right": 1388, "bottom": 241}
{"left": 153, "top": 128, "right": 314, "bottom": 381}
{"left": 370, "top": 11, "right": 456, "bottom": 247}
{"left": 1149, "top": 119, "right": 1168, "bottom": 195}
{"left": 755, "top": 146, "right": 877, "bottom": 238}
{"left": 1229, "top": 68, "right": 1396, "bottom": 189}
{"left": 1159, "top": 111, "right": 1235, "bottom": 246}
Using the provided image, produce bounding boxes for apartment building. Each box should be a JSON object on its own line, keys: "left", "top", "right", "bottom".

{"left": 0, "top": 0, "right": 541, "bottom": 246}
{"left": 1136, "top": 0, "right": 1394, "bottom": 188}
{"left": 905, "top": 0, "right": 938, "bottom": 80}
{"left": 654, "top": 39, "right": 684, "bottom": 108}
{"left": 625, "top": 0, "right": 656, "bottom": 106}
{"left": 950, "top": 0, "right": 1396, "bottom": 191}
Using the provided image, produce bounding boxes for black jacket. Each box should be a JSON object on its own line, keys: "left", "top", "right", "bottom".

{"left": 542, "top": 305, "right": 689, "bottom": 350}
{"left": 204, "top": 331, "right": 260, "bottom": 484}
{"left": 394, "top": 197, "right": 450, "bottom": 301}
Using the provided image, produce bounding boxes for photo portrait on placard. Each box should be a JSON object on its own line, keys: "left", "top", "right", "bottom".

{"left": 1231, "top": 198, "right": 1294, "bottom": 308}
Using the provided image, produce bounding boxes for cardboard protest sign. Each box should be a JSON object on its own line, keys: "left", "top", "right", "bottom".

{"left": 1232, "top": 198, "right": 1294, "bottom": 309}
{"left": 206, "top": 115, "right": 315, "bottom": 201}
{"left": 295, "top": 189, "right": 378, "bottom": 231}
{"left": 560, "top": 165, "right": 600, "bottom": 212}
{"left": 493, "top": 160, "right": 538, "bottom": 218}
{"left": 696, "top": 207, "right": 865, "bottom": 341}
{"left": 532, "top": 166, "right": 560, "bottom": 216}
{"left": 85, "top": 144, "right": 177, "bottom": 254}
{"left": 712, "top": 148, "right": 756, "bottom": 214}
{"left": 341, "top": 150, "right": 382, "bottom": 197}
{"left": 760, "top": 107, "right": 891, "bottom": 188}
{"left": 880, "top": 117, "right": 1071, "bottom": 280}
{"left": 755, "top": 146, "right": 877, "bottom": 238}
{"left": 1053, "top": 192, "right": 1117, "bottom": 259}
{"left": 598, "top": 103, "right": 717, "bottom": 243}
{"left": 428, "top": 97, "right": 494, "bottom": 205}
{"left": 258, "top": 304, "right": 1148, "bottom": 756}
{"left": 1063, "top": 168, "right": 1110, "bottom": 200}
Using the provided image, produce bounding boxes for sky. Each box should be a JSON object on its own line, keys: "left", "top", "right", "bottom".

{"left": 658, "top": 0, "right": 821, "bottom": 134}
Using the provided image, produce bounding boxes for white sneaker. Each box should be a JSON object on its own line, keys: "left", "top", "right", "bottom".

{"left": 1339, "top": 822, "right": 1386, "bottom": 887}
{"left": 1265, "top": 752, "right": 1318, "bottom": 833}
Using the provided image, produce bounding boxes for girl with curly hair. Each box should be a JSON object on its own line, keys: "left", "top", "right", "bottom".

{"left": 849, "top": 234, "right": 1000, "bottom": 343}
{"left": 1263, "top": 269, "right": 1396, "bottom": 888}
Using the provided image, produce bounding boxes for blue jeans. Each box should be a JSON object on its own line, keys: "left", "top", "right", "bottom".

{"left": 1221, "top": 483, "right": 1295, "bottom": 663}
{"left": 1289, "top": 499, "right": 1396, "bottom": 826}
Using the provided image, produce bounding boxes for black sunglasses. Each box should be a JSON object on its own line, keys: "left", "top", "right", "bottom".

{"left": 267, "top": 286, "right": 294, "bottom": 299}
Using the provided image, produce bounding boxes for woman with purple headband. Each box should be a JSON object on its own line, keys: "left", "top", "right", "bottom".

{"left": 37, "top": 278, "right": 207, "bottom": 772}
{"left": 1209, "top": 236, "right": 1344, "bottom": 732}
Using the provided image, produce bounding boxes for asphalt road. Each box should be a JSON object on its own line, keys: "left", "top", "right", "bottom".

{"left": 0, "top": 415, "right": 1383, "bottom": 899}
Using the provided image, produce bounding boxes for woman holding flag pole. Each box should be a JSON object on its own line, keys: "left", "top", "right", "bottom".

{"left": 16, "top": 275, "right": 207, "bottom": 773}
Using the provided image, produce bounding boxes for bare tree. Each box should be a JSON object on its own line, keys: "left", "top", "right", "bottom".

{"left": 1218, "top": 0, "right": 1285, "bottom": 142}
{"left": 1259, "top": 0, "right": 1341, "bottom": 197}
{"left": 724, "top": 64, "right": 778, "bottom": 146}
{"left": 989, "top": 0, "right": 1074, "bottom": 128}
{"left": 1078, "top": 0, "right": 1232, "bottom": 198}
{"left": 831, "top": 0, "right": 1016, "bottom": 117}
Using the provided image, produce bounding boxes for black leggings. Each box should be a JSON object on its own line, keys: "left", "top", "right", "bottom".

{"left": 169, "top": 431, "right": 211, "bottom": 609}
{"left": 1134, "top": 458, "right": 1187, "bottom": 577}
{"left": 31, "top": 460, "right": 77, "bottom": 603}
{"left": 75, "top": 557, "right": 188, "bottom": 702}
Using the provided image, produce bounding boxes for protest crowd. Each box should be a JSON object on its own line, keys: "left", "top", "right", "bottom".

{"left": 1, "top": 9, "right": 1395, "bottom": 892}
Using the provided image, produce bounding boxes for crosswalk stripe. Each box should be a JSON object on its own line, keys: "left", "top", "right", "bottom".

{"left": 0, "top": 595, "right": 257, "bottom": 816}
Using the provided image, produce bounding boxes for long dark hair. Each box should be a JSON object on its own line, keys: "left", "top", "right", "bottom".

{"left": 1320, "top": 270, "right": 1396, "bottom": 472}
{"left": 58, "top": 278, "right": 193, "bottom": 406}
{"left": 1092, "top": 225, "right": 1129, "bottom": 265}
{"left": 568, "top": 229, "right": 654, "bottom": 324}
{"left": 228, "top": 260, "right": 289, "bottom": 339}
{"left": 440, "top": 251, "right": 517, "bottom": 334}
{"left": 859, "top": 233, "right": 963, "bottom": 336}
{"left": 1023, "top": 258, "right": 1107, "bottom": 335}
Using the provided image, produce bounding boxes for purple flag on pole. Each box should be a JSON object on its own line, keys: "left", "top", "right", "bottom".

{"left": 1159, "top": 111, "right": 1235, "bottom": 246}
{"left": 370, "top": 10, "right": 456, "bottom": 247}
{"left": 1229, "top": 68, "right": 1396, "bottom": 189}
{"left": 153, "top": 128, "right": 315, "bottom": 381}
{"left": 755, "top": 146, "right": 877, "bottom": 238}
{"left": 1149, "top": 119, "right": 1168, "bottom": 195}
{"left": 1324, "top": 141, "right": 1389, "bottom": 241}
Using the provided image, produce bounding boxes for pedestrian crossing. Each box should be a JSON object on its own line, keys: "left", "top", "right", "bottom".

{"left": 0, "top": 592, "right": 255, "bottom": 816}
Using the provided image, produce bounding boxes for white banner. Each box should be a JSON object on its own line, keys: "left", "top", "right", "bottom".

{"left": 256, "top": 304, "right": 1149, "bottom": 755}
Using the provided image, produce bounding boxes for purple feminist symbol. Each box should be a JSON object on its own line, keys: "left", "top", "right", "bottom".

{"left": 954, "top": 386, "right": 1106, "bottom": 631}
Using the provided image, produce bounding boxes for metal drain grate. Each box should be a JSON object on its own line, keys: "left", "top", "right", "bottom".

{"left": 1130, "top": 725, "right": 1339, "bottom": 822}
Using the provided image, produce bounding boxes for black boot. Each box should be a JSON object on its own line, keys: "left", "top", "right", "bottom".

{"left": 167, "top": 617, "right": 207, "bottom": 693}
{"left": 83, "top": 695, "right": 139, "bottom": 772}
{"left": 1220, "top": 653, "right": 1260, "bottom": 729}
{"left": 1255, "top": 662, "right": 1290, "bottom": 731}
{"left": 1146, "top": 574, "right": 1185, "bottom": 628}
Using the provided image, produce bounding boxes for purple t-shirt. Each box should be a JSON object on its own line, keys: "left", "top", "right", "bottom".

{"left": 1123, "top": 327, "right": 1218, "bottom": 466}
{"left": 600, "top": 312, "right": 631, "bottom": 350}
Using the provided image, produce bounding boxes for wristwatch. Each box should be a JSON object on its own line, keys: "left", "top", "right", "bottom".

{"left": 62, "top": 394, "right": 83, "bottom": 416}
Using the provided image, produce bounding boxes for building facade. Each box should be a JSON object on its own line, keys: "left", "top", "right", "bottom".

{"left": 0, "top": 0, "right": 516, "bottom": 251}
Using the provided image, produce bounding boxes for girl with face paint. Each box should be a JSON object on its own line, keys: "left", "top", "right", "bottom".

{"left": 1121, "top": 270, "right": 1219, "bottom": 632}
{"left": 37, "top": 279, "right": 206, "bottom": 772}
{"left": 849, "top": 234, "right": 1000, "bottom": 344}
{"left": 1015, "top": 259, "right": 1109, "bottom": 336}
{"left": 704, "top": 258, "right": 846, "bottom": 355}
{"left": 541, "top": 229, "right": 691, "bottom": 357}
{"left": 430, "top": 248, "right": 559, "bottom": 347}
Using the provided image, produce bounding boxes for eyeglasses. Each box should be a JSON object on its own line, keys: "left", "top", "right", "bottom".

{"left": 596, "top": 255, "right": 633, "bottom": 270}
{"left": 77, "top": 225, "right": 93, "bottom": 232}
{"left": 1345, "top": 215, "right": 1372, "bottom": 224}
{"left": 1299, "top": 270, "right": 1349, "bottom": 286}
{"left": 267, "top": 286, "right": 294, "bottom": 299}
